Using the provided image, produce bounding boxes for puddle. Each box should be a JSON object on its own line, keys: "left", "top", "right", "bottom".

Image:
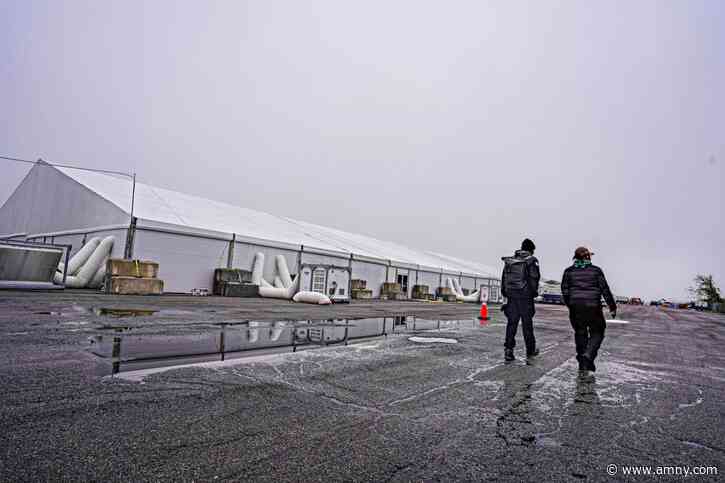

{"left": 93, "top": 307, "right": 158, "bottom": 317}
{"left": 90, "top": 316, "right": 480, "bottom": 375}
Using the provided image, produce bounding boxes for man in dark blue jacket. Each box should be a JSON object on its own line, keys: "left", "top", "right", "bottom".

{"left": 501, "top": 238, "right": 540, "bottom": 361}
{"left": 561, "top": 247, "right": 617, "bottom": 372}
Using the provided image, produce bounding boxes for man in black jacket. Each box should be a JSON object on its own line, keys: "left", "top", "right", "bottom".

{"left": 561, "top": 247, "right": 616, "bottom": 372}
{"left": 501, "top": 238, "right": 541, "bottom": 361}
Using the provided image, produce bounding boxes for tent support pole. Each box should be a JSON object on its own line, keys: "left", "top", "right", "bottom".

{"left": 227, "top": 234, "right": 236, "bottom": 268}
{"left": 124, "top": 217, "right": 137, "bottom": 259}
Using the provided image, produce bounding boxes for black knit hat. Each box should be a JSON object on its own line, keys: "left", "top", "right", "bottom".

{"left": 521, "top": 238, "right": 536, "bottom": 252}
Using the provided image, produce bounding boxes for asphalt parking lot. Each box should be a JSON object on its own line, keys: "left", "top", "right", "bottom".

{"left": 1, "top": 291, "right": 723, "bottom": 481}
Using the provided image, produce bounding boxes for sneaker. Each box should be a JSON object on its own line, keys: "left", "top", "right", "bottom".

{"left": 504, "top": 349, "right": 515, "bottom": 362}
{"left": 526, "top": 348, "right": 539, "bottom": 358}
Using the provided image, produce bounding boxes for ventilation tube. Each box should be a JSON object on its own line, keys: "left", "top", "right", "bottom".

{"left": 447, "top": 277, "right": 481, "bottom": 303}
{"left": 452, "top": 278, "right": 463, "bottom": 296}
{"left": 54, "top": 237, "right": 102, "bottom": 284}
{"left": 270, "top": 321, "right": 284, "bottom": 342}
{"left": 257, "top": 253, "right": 299, "bottom": 299}
{"left": 275, "top": 255, "right": 293, "bottom": 288}
{"left": 251, "top": 252, "right": 265, "bottom": 285}
{"left": 248, "top": 321, "right": 259, "bottom": 344}
{"left": 259, "top": 275, "right": 299, "bottom": 299}
{"left": 447, "top": 277, "right": 462, "bottom": 297}
{"left": 293, "top": 291, "right": 332, "bottom": 305}
{"left": 89, "top": 263, "right": 106, "bottom": 289}
{"left": 459, "top": 290, "right": 481, "bottom": 303}
{"left": 64, "top": 236, "right": 114, "bottom": 289}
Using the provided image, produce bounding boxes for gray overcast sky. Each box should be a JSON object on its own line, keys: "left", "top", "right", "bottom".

{"left": 1, "top": 0, "right": 723, "bottom": 301}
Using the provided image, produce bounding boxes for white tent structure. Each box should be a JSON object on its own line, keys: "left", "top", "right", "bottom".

{"left": 0, "top": 163, "right": 501, "bottom": 299}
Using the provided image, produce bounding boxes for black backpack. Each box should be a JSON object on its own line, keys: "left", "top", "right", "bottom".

{"left": 503, "top": 256, "right": 530, "bottom": 293}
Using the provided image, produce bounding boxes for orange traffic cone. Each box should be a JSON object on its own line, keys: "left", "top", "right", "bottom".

{"left": 478, "top": 303, "right": 489, "bottom": 321}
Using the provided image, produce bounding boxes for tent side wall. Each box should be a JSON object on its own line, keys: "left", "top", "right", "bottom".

{"left": 128, "top": 220, "right": 502, "bottom": 297}
{"left": 26, "top": 227, "right": 128, "bottom": 260}
{"left": 133, "top": 227, "right": 231, "bottom": 293}
{"left": 416, "top": 270, "right": 443, "bottom": 294}
{"left": 350, "top": 260, "right": 388, "bottom": 298}
{"left": 0, "top": 164, "right": 130, "bottom": 237}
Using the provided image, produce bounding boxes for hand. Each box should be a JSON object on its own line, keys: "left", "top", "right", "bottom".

{"left": 609, "top": 308, "right": 617, "bottom": 319}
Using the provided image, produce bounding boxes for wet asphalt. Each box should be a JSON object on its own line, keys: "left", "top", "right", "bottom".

{"left": 0, "top": 291, "right": 723, "bottom": 482}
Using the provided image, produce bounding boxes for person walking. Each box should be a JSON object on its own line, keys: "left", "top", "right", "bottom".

{"left": 561, "top": 247, "right": 616, "bottom": 372}
{"left": 501, "top": 238, "right": 540, "bottom": 361}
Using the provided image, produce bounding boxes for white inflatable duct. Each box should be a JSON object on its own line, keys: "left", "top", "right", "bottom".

{"left": 459, "top": 290, "right": 481, "bottom": 303}
{"left": 54, "top": 237, "right": 102, "bottom": 284}
{"left": 64, "top": 236, "right": 114, "bottom": 288}
{"left": 254, "top": 253, "right": 298, "bottom": 299}
{"left": 447, "top": 277, "right": 481, "bottom": 303}
{"left": 447, "top": 277, "right": 462, "bottom": 297}
{"left": 259, "top": 275, "right": 299, "bottom": 299}
{"left": 454, "top": 278, "right": 479, "bottom": 302}
{"left": 452, "top": 278, "right": 463, "bottom": 297}
{"left": 293, "top": 291, "right": 332, "bottom": 305}
{"left": 275, "top": 255, "right": 293, "bottom": 288}
{"left": 270, "top": 321, "right": 284, "bottom": 342}
{"left": 89, "top": 263, "right": 107, "bottom": 289}
{"left": 248, "top": 321, "right": 259, "bottom": 344}
{"left": 69, "top": 237, "right": 101, "bottom": 275}
{"left": 251, "top": 252, "right": 265, "bottom": 285}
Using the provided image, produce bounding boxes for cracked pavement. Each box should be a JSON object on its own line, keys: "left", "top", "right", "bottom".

{"left": 1, "top": 291, "right": 724, "bottom": 481}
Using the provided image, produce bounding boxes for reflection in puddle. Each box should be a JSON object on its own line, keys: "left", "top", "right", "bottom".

{"left": 93, "top": 307, "right": 158, "bottom": 317}
{"left": 408, "top": 337, "right": 458, "bottom": 344}
{"left": 90, "top": 316, "right": 479, "bottom": 375}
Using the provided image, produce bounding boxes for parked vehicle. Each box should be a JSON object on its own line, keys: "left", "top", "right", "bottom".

{"left": 629, "top": 297, "right": 643, "bottom": 305}
{"left": 693, "top": 301, "right": 709, "bottom": 311}
{"left": 541, "top": 293, "right": 564, "bottom": 305}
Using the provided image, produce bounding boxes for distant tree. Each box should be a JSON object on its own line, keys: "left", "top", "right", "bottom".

{"left": 690, "top": 274, "right": 722, "bottom": 306}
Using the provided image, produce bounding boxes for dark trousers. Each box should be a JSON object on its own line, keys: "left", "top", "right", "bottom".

{"left": 504, "top": 297, "right": 536, "bottom": 353}
{"left": 568, "top": 305, "right": 606, "bottom": 361}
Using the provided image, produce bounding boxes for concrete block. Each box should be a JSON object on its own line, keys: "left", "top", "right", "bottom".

{"left": 351, "top": 289, "right": 373, "bottom": 300}
{"left": 214, "top": 268, "right": 252, "bottom": 283}
{"left": 213, "top": 269, "right": 252, "bottom": 295}
{"left": 412, "top": 285, "right": 429, "bottom": 298}
{"left": 351, "top": 279, "right": 367, "bottom": 290}
{"left": 107, "top": 259, "right": 159, "bottom": 278}
{"left": 107, "top": 276, "right": 163, "bottom": 295}
{"left": 381, "top": 282, "right": 402, "bottom": 294}
{"left": 218, "top": 282, "right": 259, "bottom": 297}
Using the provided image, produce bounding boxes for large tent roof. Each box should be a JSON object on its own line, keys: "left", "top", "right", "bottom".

{"left": 58, "top": 167, "right": 498, "bottom": 277}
